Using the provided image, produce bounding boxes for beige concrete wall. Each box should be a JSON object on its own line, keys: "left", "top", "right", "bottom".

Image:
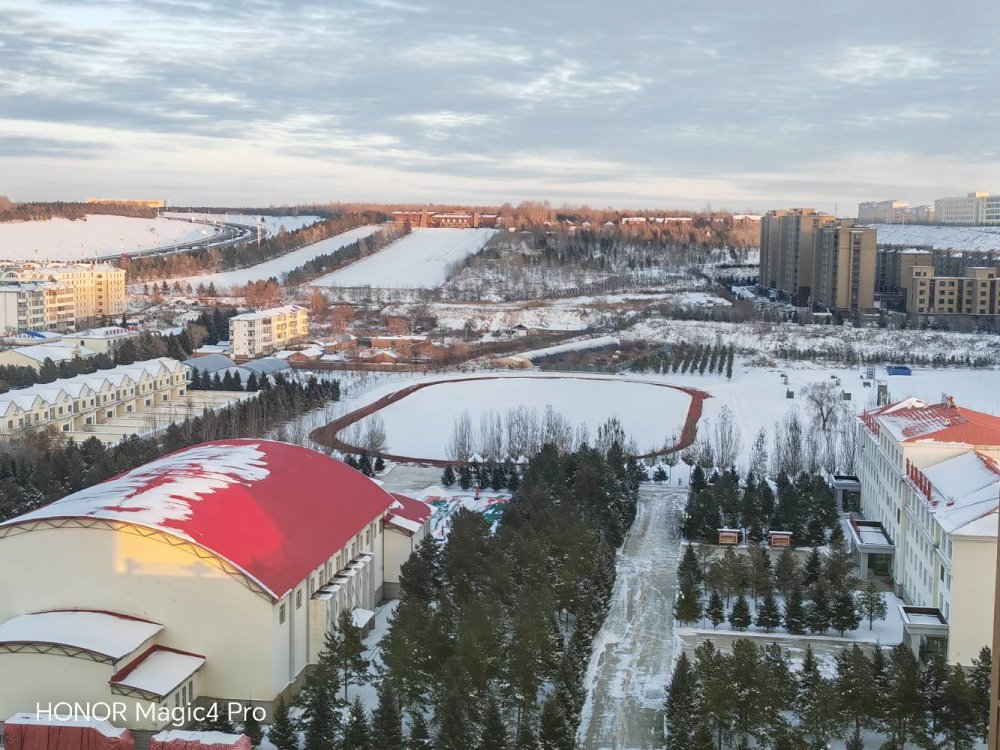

{"left": 949, "top": 534, "right": 997, "bottom": 664}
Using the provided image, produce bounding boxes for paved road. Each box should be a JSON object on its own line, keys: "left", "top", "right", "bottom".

{"left": 579, "top": 485, "right": 685, "bottom": 750}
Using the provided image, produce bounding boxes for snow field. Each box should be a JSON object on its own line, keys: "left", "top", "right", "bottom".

{"left": 347, "top": 374, "right": 695, "bottom": 461}
{"left": 173, "top": 225, "right": 382, "bottom": 290}
{"left": 162, "top": 212, "right": 322, "bottom": 235}
{"left": 0, "top": 214, "right": 210, "bottom": 261}
{"left": 312, "top": 227, "right": 498, "bottom": 289}
{"left": 872, "top": 223, "right": 1000, "bottom": 251}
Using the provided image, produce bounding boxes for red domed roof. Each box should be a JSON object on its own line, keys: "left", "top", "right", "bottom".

{"left": 0, "top": 440, "right": 398, "bottom": 600}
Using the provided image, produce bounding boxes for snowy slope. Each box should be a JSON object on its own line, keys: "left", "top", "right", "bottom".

{"left": 871, "top": 223, "right": 1000, "bottom": 251}
{"left": 0, "top": 215, "right": 210, "bottom": 261}
{"left": 173, "top": 225, "right": 382, "bottom": 290}
{"left": 163, "top": 212, "right": 322, "bottom": 234}
{"left": 312, "top": 227, "right": 498, "bottom": 289}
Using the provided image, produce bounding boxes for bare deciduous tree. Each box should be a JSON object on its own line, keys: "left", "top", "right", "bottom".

{"left": 802, "top": 381, "right": 842, "bottom": 432}
{"left": 448, "top": 410, "right": 474, "bottom": 464}
{"left": 712, "top": 405, "right": 742, "bottom": 471}
{"left": 749, "top": 427, "right": 768, "bottom": 478}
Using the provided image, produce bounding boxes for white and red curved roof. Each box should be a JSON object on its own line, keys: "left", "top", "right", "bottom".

{"left": 0, "top": 439, "right": 399, "bottom": 600}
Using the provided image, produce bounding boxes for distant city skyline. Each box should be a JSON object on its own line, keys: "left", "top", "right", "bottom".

{"left": 1, "top": 0, "right": 997, "bottom": 211}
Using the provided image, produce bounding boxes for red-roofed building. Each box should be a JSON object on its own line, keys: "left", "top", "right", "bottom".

{"left": 0, "top": 440, "right": 429, "bottom": 729}
{"left": 855, "top": 398, "right": 1000, "bottom": 664}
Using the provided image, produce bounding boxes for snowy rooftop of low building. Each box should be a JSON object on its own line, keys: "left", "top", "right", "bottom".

{"left": 919, "top": 449, "right": 1000, "bottom": 537}
{"left": 871, "top": 397, "right": 1000, "bottom": 445}
{"left": 0, "top": 611, "right": 162, "bottom": 659}
{"left": 110, "top": 646, "right": 206, "bottom": 698}
{"left": 67, "top": 326, "right": 134, "bottom": 340}
{"left": 5, "top": 713, "right": 128, "bottom": 737}
{"left": 5, "top": 343, "right": 96, "bottom": 363}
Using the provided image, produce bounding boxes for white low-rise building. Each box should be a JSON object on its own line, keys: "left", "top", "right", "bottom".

{"left": 0, "top": 440, "right": 431, "bottom": 730}
{"left": 0, "top": 343, "right": 97, "bottom": 371}
{"left": 855, "top": 397, "right": 1000, "bottom": 663}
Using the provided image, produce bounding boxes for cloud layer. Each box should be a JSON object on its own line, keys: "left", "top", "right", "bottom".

{"left": 1, "top": 0, "right": 997, "bottom": 210}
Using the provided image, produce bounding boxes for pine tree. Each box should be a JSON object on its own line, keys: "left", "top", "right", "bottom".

{"left": 407, "top": 712, "right": 433, "bottom": 750}
{"left": 747, "top": 545, "right": 773, "bottom": 604}
{"left": 783, "top": 584, "right": 807, "bottom": 635}
{"left": 374, "top": 456, "right": 385, "bottom": 473}
{"left": 940, "top": 664, "right": 977, "bottom": 750}
{"left": 459, "top": 464, "right": 473, "bottom": 490}
{"left": 728, "top": 595, "right": 752, "bottom": 631}
{"left": 835, "top": 645, "right": 876, "bottom": 741}
{"left": 805, "top": 579, "right": 831, "bottom": 634}
{"left": 802, "top": 547, "right": 823, "bottom": 587}
{"left": 706, "top": 590, "right": 725, "bottom": 629}
{"left": 970, "top": 646, "right": 992, "bottom": 741}
{"left": 859, "top": 581, "right": 888, "bottom": 629}
{"left": 371, "top": 681, "right": 403, "bottom": 750}
{"left": 795, "top": 645, "right": 842, "bottom": 748}
{"left": 268, "top": 698, "right": 299, "bottom": 750}
{"left": 773, "top": 547, "right": 801, "bottom": 598}
{"left": 333, "top": 608, "right": 369, "bottom": 699}
{"left": 882, "top": 644, "right": 926, "bottom": 748}
{"left": 440, "top": 464, "right": 455, "bottom": 486}
{"left": 243, "top": 708, "right": 264, "bottom": 748}
{"left": 297, "top": 667, "right": 337, "bottom": 750}
{"left": 674, "top": 572, "right": 703, "bottom": 625}
{"left": 514, "top": 721, "right": 539, "bottom": 750}
{"left": 755, "top": 590, "right": 782, "bottom": 632}
{"left": 477, "top": 698, "right": 509, "bottom": 750}
{"left": 920, "top": 651, "right": 949, "bottom": 735}
{"left": 665, "top": 652, "right": 699, "bottom": 750}
{"left": 678, "top": 544, "right": 702, "bottom": 584}
{"left": 538, "top": 694, "right": 573, "bottom": 750}
{"left": 830, "top": 588, "right": 860, "bottom": 636}
{"left": 201, "top": 704, "right": 237, "bottom": 734}
{"left": 342, "top": 697, "right": 372, "bottom": 750}
{"left": 435, "top": 698, "right": 473, "bottom": 750}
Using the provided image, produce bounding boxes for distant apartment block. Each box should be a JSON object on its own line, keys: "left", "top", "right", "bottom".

{"left": 390, "top": 211, "right": 502, "bottom": 228}
{"left": 1, "top": 262, "right": 127, "bottom": 329}
{"left": 934, "top": 192, "right": 1000, "bottom": 226}
{"left": 854, "top": 398, "right": 1000, "bottom": 664}
{"left": 759, "top": 208, "right": 838, "bottom": 307}
{"left": 229, "top": 305, "right": 309, "bottom": 358}
{"left": 0, "top": 282, "right": 49, "bottom": 333}
{"left": 0, "top": 358, "right": 188, "bottom": 436}
{"left": 811, "top": 219, "right": 878, "bottom": 314}
{"left": 858, "top": 200, "right": 934, "bottom": 225}
{"left": 905, "top": 265, "right": 1000, "bottom": 316}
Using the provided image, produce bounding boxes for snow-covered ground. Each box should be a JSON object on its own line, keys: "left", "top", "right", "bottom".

{"left": 162, "top": 212, "right": 322, "bottom": 235}
{"left": 172, "top": 225, "right": 382, "bottom": 290}
{"left": 349, "top": 374, "right": 694, "bottom": 461}
{"left": 312, "top": 228, "right": 498, "bottom": 289}
{"left": 0, "top": 215, "right": 210, "bottom": 261}
{"left": 871, "top": 223, "right": 1000, "bottom": 251}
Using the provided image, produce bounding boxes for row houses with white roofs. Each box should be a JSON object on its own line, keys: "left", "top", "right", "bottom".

{"left": 0, "top": 357, "right": 189, "bottom": 435}
{"left": 847, "top": 396, "right": 1000, "bottom": 664}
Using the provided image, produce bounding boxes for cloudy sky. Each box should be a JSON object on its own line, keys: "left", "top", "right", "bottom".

{"left": 1, "top": 0, "right": 997, "bottom": 211}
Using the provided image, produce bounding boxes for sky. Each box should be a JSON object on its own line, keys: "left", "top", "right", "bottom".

{"left": 1, "top": 0, "right": 998, "bottom": 212}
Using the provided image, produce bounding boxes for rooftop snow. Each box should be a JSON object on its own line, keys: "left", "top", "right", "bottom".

{"left": 919, "top": 450, "right": 1000, "bottom": 537}
{"left": 872, "top": 398, "right": 1000, "bottom": 444}
{"left": 0, "top": 611, "right": 162, "bottom": 659}
{"left": 111, "top": 646, "right": 206, "bottom": 697}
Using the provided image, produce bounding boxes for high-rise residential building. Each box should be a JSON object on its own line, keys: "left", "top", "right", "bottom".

{"left": 811, "top": 219, "right": 878, "bottom": 314}
{"left": 854, "top": 397, "right": 1000, "bottom": 664}
{"left": 229, "top": 304, "right": 309, "bottom": 358}
{"left": 0, "top": 282, "right": 48, "bottom": 334}
{"left": 859, "top": 200, "right": 910, "bottom": 223}
{"left": 904, "top": 265, "right": 1000, "bottom": 316}
{"left": 759, "top": 208, "right": 836, "bottom": 306}
{"left": 933, "top": 192, "right": 1000, "bottom": 225}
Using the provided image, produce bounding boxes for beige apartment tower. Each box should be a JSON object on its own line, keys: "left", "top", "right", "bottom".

{"left": 905, "top": 266, "right": 1000, "bottom": 316}
{"left": 811, "top": 219, "right": 877, "bottom": 315}
{"left": 759, "top": 208, "right": 836, "bottom": 306}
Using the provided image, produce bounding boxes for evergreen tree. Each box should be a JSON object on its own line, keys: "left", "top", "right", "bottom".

{"left": 970, "top": 646, "right": 992, "bottom": 742}
{"left": 706, "top": 590, "right": 725, "bottom": 629}
{"left": 682, "top": 489, "right": 722, "bottom": 542}
{"left": 830, "top": 588, "right": 860, "bottom": 636}
{"left": 333, "top": 608, "right": 369, "bottom": 699}
{"left": 268, "top": 698, "right": 299, "bottom": 750}
{"left": 514, "top": 722, "right": 540, "bottom": 750}
{"left": 296, "top": 663, "right": 338, "bottom": 750}
{"left": 243, "top": 709, "right": 264, "bottom": 748}
{"left": 940, "top": 664, "right": 977, "bottom": 750}
{"left": 802, "top": 547, "right": 823, "bottom": 587}
{"left": 441, "top": 464, "right": 456, "bottom": 487}
{"left": 678, "top": 544, "right": 702, "bottom": 584}
{"left": 201, "top": 705, "right": 236, "bottom": 734}
{"left": 477, "top": 698, "right": 509, "bottom": 750}
{"left": 690, "top": 724, "right": 715, "bottom": 750}
{"left": 435, "top": 698, "right": 473, "bottom": 750}
{"left": 783, "top": 584, "right": 807, "bottom": 635}
{"left": 459, "top": 464, "right": 473, "bottom": 490}
{"left": 882, "top": 644, "right": 926, "bottom": 748}
{"left": 835, "top": 645, "right": 876, "bottom": 742}
{"left": 755, "top": 591, "right": 782, "bottom": 632}
{"left": 371, "top": 681, "right": 403, "bottom": 750}
{"left": 773, "top": 547, "right": 801, "bottom": 598}
{"left": 795, "top": 645, "right": 843, "bottom": 748}
{"left": 859, "top": 581, "right": 888, "bottom": 629}
{"left": 823, "top": 537, "right": 857, "bottom": 591}
{"left": 538, "top": 694, "right": 574, "bottom": 750}
{"left": 674, "top": 571, "right": 703, "bottom": 625}
{"left": 920, "top": 651, "right": 949, "bottom": 735}
{"left": 38, "top": 358, "right": 59, "bottom": 384}
{"left": 342, "top": 697, "right": 372, "bottom": 750}
{"left": 374, "top": 456, "right": 385, "bottom": 473}
{"left": 805, "top": 579, "right": 831, "bottom": 634}
{"left": 407, "top": 712, "right": 433, "bottom": 750}
{"left": 728, "top": 595, "right": 752, "bottom": 631}
{"left": 747, "top": 545, "right": 773, "bottom": 604}
{"left": 665, "top": 652, "right": 699, "bottom": 750}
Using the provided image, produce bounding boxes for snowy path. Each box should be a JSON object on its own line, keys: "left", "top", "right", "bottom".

{"left": 579, "top": 485, "right": 684, "bottom": 749}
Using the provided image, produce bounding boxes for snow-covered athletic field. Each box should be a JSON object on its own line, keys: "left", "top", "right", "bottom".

{"left": 0, "top": 215, "right": 210, "bottom": 261}
{"left": 172, "top": 225, "right": 382, "bottom": 289}
{"left": 344, "top": 374, "right": 694, "bottom": 461}
{"left": 312, "top": 227, "right": 498, "bottom": 289}
{"left": 872, "top": 223, "right": 1000, "bottom": 251}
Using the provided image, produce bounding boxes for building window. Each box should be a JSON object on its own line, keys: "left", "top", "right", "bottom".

{"left": 279, "top": 604, "right": 286, "bottom": 624}
{"left": 296, "top": 589, "right": 302, "bottom": 609}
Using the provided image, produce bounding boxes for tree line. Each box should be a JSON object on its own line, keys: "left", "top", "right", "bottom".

{"left": 629, "top": 343, "right": 734, "bottom": 378}
{"left": 0, "top": 200, "right": 158, "bottom": 223}
{"left": 0, "top": 374, "right": 339, "bottom": 522}
{"left": 665, "top": 639, "right": 992, "bottom": 750}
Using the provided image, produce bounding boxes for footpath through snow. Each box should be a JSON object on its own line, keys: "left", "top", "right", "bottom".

{"left": 578, "top": 485, "right": 685, "bottom": 749}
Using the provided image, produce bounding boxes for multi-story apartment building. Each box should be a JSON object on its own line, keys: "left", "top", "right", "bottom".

{"left": 1, "top": 263, "right": 127, "bottom": 327}
{"left": 810, "top": 219, "right": 877, "bottom": 314}
{"left": 759, "top": 208, "right": 837, "bottom": 306}
{"left": 904, "top": 265, "right": 1000, "bottom": 316}
{"left": 229, "top": 304, "right": 309, "bottom": 358}
{"left": 874, "top": 248, "right": 934, "bottom": 310}
{"left": 0, "top": 358, "right": 189, "bottom": 435}
{"left": 934, "top": 192, "right": 1000, "bottom": 226}
{"left": 853, "top": 397, "right": 1000, "bottom": 663}
{"left": 0, "top": 282, "right": 49, "bottom": 333}
{"left": 857, "top": 200, "right": 934, "bottom": 224}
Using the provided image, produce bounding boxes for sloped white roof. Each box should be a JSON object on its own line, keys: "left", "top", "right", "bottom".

{"left": 5, "top": 344, "right": 96, "bottom": 363}
{"left": 112, "top": 647, "right": 205, "bottom": 697}
{"left": 0, "top": 611, "right": 162, "bottom": 659}
{"left": 921, "top": 450, "right": 1000, "bottom": 537}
